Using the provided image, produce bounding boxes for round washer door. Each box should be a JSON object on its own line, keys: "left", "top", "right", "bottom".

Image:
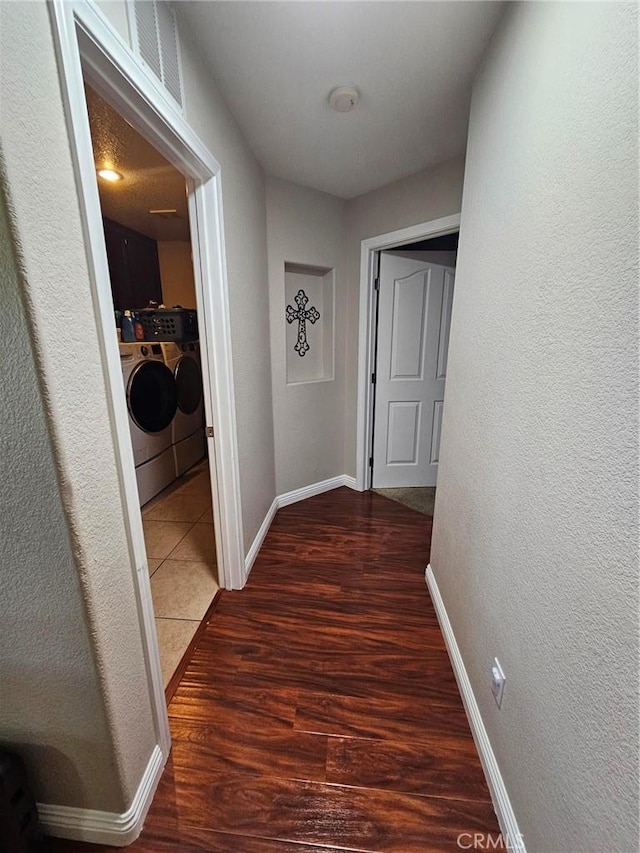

{"left": 175, "top": 355, "right": 202, "bottom": 415}
{"left": 127, "top": 360, "right": 177, "bottom": 433}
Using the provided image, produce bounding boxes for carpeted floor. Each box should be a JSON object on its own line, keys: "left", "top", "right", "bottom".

{"left": 373, "top": 487, "right": 436, "bottom": 516}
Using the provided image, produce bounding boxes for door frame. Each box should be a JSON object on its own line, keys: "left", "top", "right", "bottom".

{"left": 355, "top": 214, "right": 461, "bottom": 491}
{"left": 49, "top": 0, "right": 245, "bottom": 757}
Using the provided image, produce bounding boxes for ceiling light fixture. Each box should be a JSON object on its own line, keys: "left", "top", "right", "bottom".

{"left": 329, "top": 86, "right": 359, "bottom": 113}
{"left": 97, "top": 168, "right": 123, "bottom": 182}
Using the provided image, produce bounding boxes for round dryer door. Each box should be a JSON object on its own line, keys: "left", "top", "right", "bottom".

{"left": 127, "top": 360, "right": 177, "bottom": 433}
{"left": 175, "top": 356, "right": 202, "bottom": 415}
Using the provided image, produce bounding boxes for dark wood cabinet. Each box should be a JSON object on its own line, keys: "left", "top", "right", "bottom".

{"left": 103, "top": 218, "right": 163, "bottom": 311}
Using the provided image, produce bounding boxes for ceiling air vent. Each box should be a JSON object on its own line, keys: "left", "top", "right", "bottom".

{"left": 155, "top": 1, "right": 182, "bottom": 106}
{"left": 132, "top": 0, "right": 184, "bottom": 110}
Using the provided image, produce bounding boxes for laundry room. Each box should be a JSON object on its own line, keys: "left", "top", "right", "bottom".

{"left": 85, "top": 84, "right": 219, "bottom": 692}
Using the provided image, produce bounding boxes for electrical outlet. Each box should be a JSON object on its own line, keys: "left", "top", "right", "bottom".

{"left": 490, "top": 658, "right": 506, "bottom": 708}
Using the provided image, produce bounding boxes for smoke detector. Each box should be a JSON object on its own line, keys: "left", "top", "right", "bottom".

{"left": 329, "top": 86, "right": 359, "bottom": 113}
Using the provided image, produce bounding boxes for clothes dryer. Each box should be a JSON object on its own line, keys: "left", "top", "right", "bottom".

{"left": 119, "top": 342, "right": 177, "bottom": 505}
{"left": 161, "top": 341, "right": 206, "bottom": 476}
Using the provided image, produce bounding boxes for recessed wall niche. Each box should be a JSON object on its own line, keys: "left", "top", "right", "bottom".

{"left": 284, "top": 263, "right": 334, "bottom": 385}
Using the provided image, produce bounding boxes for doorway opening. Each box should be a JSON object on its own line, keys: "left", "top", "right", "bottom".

{"left": 355, "top": 213, "right": 462, "bottom": 519}
{"left": 51, "top": 0, "right": 246, "bottom": 763}
{"left": 370, "top": 232, "right": 458, "bottom": 517}
{"left": 85, "top": 84, "right": 219, "bottom": 694}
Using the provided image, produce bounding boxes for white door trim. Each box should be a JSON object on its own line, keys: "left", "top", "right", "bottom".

{"left": 355, "top": 213, "right": 462, "bottom": 491}
{"left": 49, "top": 0, "right": 245, "bottom": 770}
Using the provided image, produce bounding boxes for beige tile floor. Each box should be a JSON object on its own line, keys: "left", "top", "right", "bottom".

{"left": 142, "top": 459, "right": 219, "bottom": 687}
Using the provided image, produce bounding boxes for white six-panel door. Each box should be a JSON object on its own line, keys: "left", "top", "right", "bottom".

{"left": 372, "top": 253, "right": 454, "bottom": 488}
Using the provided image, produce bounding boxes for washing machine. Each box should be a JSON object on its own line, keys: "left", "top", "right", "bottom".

{"left": 160, "top": 341, "right": 206, "bottom": 476}
{"left": 119, "top": 342, "right": 178, "bottom": 505}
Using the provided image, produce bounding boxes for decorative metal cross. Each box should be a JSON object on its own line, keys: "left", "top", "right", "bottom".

{"left": 286, "top": 289, "right": 320, "bottom": 357}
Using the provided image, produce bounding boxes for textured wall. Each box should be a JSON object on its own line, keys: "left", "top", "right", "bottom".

{"left": 0, "top": 1, "right": 156, "bottom": 811}
{"left": 266, "top": 177, "right": 347, "bottom": 494}
{"left": 175, "top": 12, "right": 276, "bottom": 552}
{"left": 344, "top": 157, "right": 465, "bottom": 475}
{"left": 0, "top": 176, "right": 121, "bottom": 811}
{"left": 430, "top": 4, "right": 639, "bottom": 851}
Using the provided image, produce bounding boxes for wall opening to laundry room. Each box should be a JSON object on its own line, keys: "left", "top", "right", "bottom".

{"left": 85, "top": 84, "right": 220, "bottom": 695}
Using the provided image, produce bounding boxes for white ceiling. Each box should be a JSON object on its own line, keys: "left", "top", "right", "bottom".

{"left": 177, "top": 1, "right": 504, "bottom": 199}
{"left": 85, "top": 85, "right": 191, "bottom": 241}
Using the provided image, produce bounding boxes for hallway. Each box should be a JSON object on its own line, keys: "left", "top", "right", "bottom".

{"left": 54, "top": 488, "right": 499, "bottom": 852}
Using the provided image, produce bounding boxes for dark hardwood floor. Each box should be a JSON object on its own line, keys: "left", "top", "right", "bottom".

{"left": 50, "top": 487, "right": 499, "bottom": 852}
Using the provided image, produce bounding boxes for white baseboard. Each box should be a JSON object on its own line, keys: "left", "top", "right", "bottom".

{"left": 277, "top": 474, "right": 352, "bottom": 508}
{"left": 244, "top": 475, "right": 360, "bottom": 582}
{"left": 38, "top": 744, "right": 165, "bottom": 847}
{"left": 425, "top": 566, "right": 526, "bottom": 853}
{"left": 244, "top": 496, "right": 278, "bottom": 581}
{"left": 341, "top": 474, "right": 359, "bottom": 491}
